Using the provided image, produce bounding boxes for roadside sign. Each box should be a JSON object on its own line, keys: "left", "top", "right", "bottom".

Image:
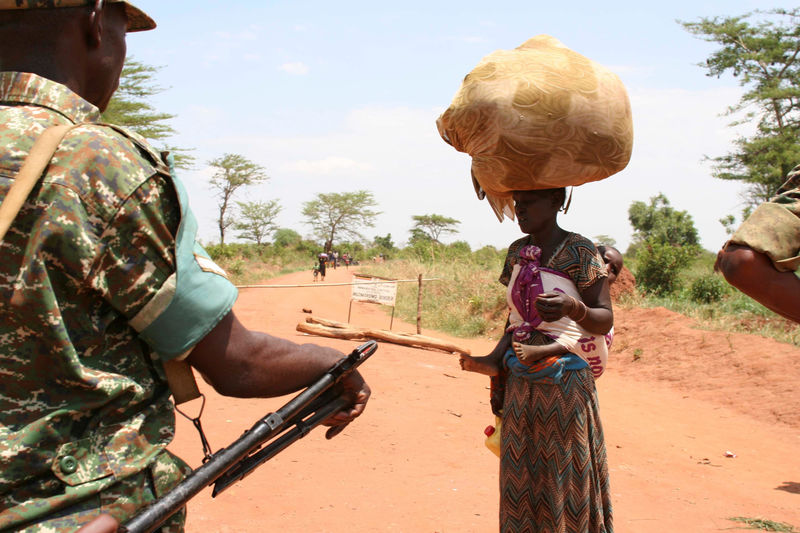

{"left": 351, "top": 274, "right": 398, "bottom": 306}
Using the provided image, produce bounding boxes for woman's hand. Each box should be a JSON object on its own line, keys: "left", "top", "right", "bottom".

{"left": 534, "top": 292, "right": 574, "bottom": 322}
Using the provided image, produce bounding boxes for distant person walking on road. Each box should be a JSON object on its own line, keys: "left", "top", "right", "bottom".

{"left": 318, "top": 252, "right": 328, "bottom": 281}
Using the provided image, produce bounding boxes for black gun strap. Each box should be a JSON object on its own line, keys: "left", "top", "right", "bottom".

{"left": 174, "top": 393, "right": 214, "bottom": 462}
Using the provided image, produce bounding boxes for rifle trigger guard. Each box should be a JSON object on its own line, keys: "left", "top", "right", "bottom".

{"left": 264, "top": 413, "right": 283, "bottom": 429}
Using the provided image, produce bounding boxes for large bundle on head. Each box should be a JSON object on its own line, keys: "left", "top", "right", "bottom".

{"left": 436, "top": 35, "right": 633, "bottom": 221}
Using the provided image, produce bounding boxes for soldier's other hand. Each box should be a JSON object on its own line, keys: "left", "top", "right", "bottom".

{"left": 322, "top": 370, "right": 370, "bottom": 439}
{"left": 77, "top": 514, "right": 119, "bottom": 533}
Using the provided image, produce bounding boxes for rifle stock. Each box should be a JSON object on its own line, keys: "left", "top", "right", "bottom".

{"left": 119, "top": 340, "right": 377, "bottom": 533}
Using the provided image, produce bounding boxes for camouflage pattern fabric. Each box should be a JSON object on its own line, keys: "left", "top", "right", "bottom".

{"left": 729, "top": 165, "right": 800, "bottom": 273}
{"left": 0, "top": 71, "right": 215, "bottom": 531}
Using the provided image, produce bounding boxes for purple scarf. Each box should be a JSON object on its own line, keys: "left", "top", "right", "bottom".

{"left": 509, "top": 245, "right": 546, "bottom": 343}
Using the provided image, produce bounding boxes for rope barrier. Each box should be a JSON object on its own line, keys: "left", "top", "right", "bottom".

{"left": 235, "top": 278, "right": 440, "bottom": 289}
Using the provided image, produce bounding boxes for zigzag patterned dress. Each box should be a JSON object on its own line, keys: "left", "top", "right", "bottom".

{"left": 498, "top": 233, "right": 613, "bottom": 532}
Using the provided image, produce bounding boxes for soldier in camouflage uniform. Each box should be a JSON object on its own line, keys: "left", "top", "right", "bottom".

{"left": 716, "top": 166, "right": 800, "bottom": 323}
{"left": 0, "top": 2, "right": 371, "bottom": 531}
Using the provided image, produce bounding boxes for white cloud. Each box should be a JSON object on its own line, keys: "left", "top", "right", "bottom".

{"left": 279, "top": 62, "right": 310, "bottom": 75}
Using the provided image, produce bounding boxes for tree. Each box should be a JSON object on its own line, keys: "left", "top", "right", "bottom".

{"left": 301, "top": 191, "right": 380, "bottom": 251}
{"left": 273, "top": 228, "right": 302, "bottom": 248}
{"left": 371, "top": 234, "right": 395, "bottom": 261}
{"left": 208, "top": 154, "right": 268, "bottom": 245}
{"left": 681, "top": 9, "right": 800, "bottom": 206}
{"left": 628, "top": 193, "right": 699, "bottom": 247}
{"left": 634, "top": 240, "right": 698, "bottom": 296}
{"left": 102, "top": 58, "right": 194, "bottom": 169}
{"left": 410, "top": 214, "right": 460, "bottom": 243}
{"left": 373, "top": 233, "right": 395, "bottom": 249}
{"left": 408, "top": 228, "right": 432, "bottom": 245}
{"left": 628, "top": 194, "right": 701, "bottom": 295}
{"left": 234, "top": 200, "right": 281, "bottom": 245}
{"left": 593, "top": 234, "right": 617, "bottom": 247}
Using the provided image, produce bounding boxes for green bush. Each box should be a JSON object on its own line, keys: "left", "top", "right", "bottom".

{"left": 689, "top": 274, "right": 727, "bottom": 303}
{"left": 273, "top": 228, "right": 302, "bottom": 248}
{"left": 205, "top": 243, "right": 234, "bottom": 260}
{"left": 634, "top": 239, "right": 699, "bottom": 296}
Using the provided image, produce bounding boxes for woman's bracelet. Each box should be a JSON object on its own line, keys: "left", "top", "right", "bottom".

{"left": 569, "top": 296, "right": 589, "bottom": 322}
{"left": 576, "top": 301, "right": 589, "bottom": 322}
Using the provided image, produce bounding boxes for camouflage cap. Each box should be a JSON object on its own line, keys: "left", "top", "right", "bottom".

{"left": 0, "top": 0, "right": 156, "bottom": 32}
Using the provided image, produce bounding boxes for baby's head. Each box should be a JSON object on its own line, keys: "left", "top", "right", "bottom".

{"left": 596, "top": 244, "right": 623, "bottom": 286}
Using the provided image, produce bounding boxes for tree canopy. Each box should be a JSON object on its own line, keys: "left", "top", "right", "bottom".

{"left": 273, "top": 228, "right": 303, "bottom": 248}
{"left": 301, "top": 191, "right": 380, "bottom": 251}
{"left": 409, "top": 214, "right": 460, "bottom": 243}
{"left": 234, "top": 200, "right": 281, "bottom": 245}
{"left": 102, "top": 58, "right": 194, "bottom": 169}
{"left": 373, "top": 233, "right": 395, "bottom": 250}
{"left": 593, "top": 234, "right": 617, "bottom": 248}
{"left": 681, "top": 8, "right": 800, "bottom": 205}
{"left": 208, "top": 153, "right": 268, "bottom": 245}
{"left": 628, "top": 193, "right": 699, "bottom": 247}
{"left": 628, "top": 194, "right": 701, "bottom": 295}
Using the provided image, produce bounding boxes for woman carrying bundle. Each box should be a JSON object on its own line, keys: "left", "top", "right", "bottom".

{"left": 460, "top": 187, "right": 613, "bottom": 532}
{"left": 437, "top": 34, "right": 631, "bottom": 532}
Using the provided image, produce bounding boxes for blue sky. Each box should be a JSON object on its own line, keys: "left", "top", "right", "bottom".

{"left": 126, "top": 0, "right": 771, "bottom": 252}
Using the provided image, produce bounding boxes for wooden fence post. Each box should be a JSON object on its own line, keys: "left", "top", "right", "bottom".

{"left": 416, "top": 274, "right": 423, "bottom": 334}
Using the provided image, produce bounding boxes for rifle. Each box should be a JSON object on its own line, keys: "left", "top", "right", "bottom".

{"left": 119, "top": 340, "right": 378, "bottom": 533}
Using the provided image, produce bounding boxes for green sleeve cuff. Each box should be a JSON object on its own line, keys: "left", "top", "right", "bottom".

{"left": 138, "top": 246, "right": 237, "bottom": 360}
{"left": 132, "top": 155, "right": 238, "bottom": 360}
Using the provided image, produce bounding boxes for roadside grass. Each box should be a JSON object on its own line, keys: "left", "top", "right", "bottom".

{"left": 729, "top": 516, "right": 796, "bottom": 531}
{"left": 215, "top": 255, "right": 307, "bottom": 286}
{"left": 626, "top": 250, "right": 800, "bottom": 347}
{"left": 361, "top": 246, "right": 798, "bottom": 346}
{"left": 360, "top": 255, "right": 508, "bottom": 338}
{"left": 207, "top": 242, "right": 797, "bottom": 347}
{"left": 618, "top": 291, "right": 800, "bottom": 346}
{"left": 207, "top": 243, "right": 316, "bottom": 286}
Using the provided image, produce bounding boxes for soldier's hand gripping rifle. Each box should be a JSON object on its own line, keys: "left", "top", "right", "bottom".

{"left": 119, "top": 340, "right": 378, "bottom": 533}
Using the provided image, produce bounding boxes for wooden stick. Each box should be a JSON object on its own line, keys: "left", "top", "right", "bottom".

{"left": 307, "top": 316, "right": 349, "bottom": 329}
{"left": 296, "top": 322, "right": 368, "bottom": 340}
{"left": 298, "top": 317, "right": 471, "bottom": 355}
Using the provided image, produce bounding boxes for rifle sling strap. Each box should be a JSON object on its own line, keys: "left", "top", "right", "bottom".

{"left": 0, "top": 124, "right": 77, "bottom": 241}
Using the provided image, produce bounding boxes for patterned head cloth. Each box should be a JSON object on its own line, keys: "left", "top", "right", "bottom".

{"left": 0, "top": 0, "right": 155, "bottom": 32}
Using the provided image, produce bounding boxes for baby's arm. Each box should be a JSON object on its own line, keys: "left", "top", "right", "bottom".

{"left": 460, "top": 330, "right": 511, "bottom": 377}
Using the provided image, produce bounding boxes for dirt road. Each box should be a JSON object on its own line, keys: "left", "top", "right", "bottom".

{"left": 168, "top": 266, "right": 800, "bottom": 532}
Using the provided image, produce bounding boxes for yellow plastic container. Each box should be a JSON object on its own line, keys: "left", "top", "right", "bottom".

{"left": 484, "top": 416, "right": 502, "bottom": 457}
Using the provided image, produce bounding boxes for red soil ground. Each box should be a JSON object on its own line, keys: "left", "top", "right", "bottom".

{"left": 168, "top": 266, "right": 800, "bottom": 533}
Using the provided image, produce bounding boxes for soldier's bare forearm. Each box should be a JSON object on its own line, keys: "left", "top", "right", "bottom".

{"left": 187, "top": 311, "right": 351, "bottom": 398}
